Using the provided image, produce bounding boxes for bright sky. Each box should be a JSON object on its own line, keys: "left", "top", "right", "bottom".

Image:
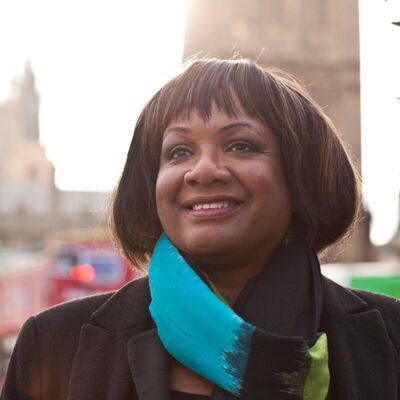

{"left": 359, "top": 0, "right": 400, "bottom": 244}
{"left": 0, "top": 0, "right": 399, "bottom": 245}
{"left": 0, "top": 0, "right": 186, "bottom": 191}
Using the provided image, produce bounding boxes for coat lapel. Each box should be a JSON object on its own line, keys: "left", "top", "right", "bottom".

{"left": 66, "top": 277, "right": 170, "bottom": 400}
{"left": 127, "top": 328, "right": 170, "bottom": 400}
{"left": 321, "top": 277, "right": 399, "bottom": 400}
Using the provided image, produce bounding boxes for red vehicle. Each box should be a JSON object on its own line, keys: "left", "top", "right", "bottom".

{"left": 49, "top": 235, "right": 140, "bottom": 304}
{"left": 0, "top": 232, "right": 139, "bottom": 386}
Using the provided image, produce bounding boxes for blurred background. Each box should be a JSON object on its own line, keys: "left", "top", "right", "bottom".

{"left": 0, "top": 0, "right": 399, "bottom": 385}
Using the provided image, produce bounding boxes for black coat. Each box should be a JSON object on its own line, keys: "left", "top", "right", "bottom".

{"left": 2, "top": 276, "right": 400, "bottom": 400}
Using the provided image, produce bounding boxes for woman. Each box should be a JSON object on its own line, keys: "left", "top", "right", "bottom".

{"left": 2, "top": 58, "right": 400, "bottom": 400}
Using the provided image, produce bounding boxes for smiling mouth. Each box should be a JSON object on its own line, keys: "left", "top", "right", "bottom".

{"left": 191, "top": 201, "right": 235, "bottom": 211}
{"left": 184, "top": 200, "right": 241, "bottom": 218}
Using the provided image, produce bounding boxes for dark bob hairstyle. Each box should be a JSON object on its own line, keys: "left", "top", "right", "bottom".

{"left": 112, "top": 58, "right": 361, "bottom": 267}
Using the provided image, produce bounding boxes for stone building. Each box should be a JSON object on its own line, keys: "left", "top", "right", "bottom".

{"left": 183, "top": 0, "right": 372, "bottom": 262}
{"left": 0, "top": 63, "right": 108, "bottom": 244}
{"left": 0, "top": 63, "right": 56, "bottom": 220}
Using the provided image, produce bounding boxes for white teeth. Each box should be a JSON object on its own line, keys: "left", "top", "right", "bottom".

{"left": 192, "top": 201, "right": 233, "bottom": 210}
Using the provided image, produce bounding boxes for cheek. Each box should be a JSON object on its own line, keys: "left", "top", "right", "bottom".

{"left": 155, "top": 172, "right": 168, "bottom": 218}
{"left": 249, "top": 161, "right": 285, "bottom": 187}
{"left": 155, "top": 172, "right": 164, "bottom": 203}
{"left": 252, "top": 163, "right": 292, "bottom": 209}
{"left": 155, "top": 168, "right": 181, "bottom": 221}
{"left": 156, "top": 167, "right": 173, "bottom": 198}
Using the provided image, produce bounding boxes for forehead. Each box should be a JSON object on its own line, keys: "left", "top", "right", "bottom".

{"left": 164, "top": 100, "right": 255, "bottom": 132}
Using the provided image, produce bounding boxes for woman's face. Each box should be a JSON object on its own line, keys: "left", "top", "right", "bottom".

{"left": 155, "top": 102, "right": 292, "bottom": 269}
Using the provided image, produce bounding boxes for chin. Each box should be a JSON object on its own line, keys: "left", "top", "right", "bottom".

{"left": 178, "top": 233, "right": 240, "bottom": 261}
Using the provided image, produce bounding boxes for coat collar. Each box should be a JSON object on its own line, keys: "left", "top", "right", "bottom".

{"left": 321, "top": 277, "right": 398, "bottom": 399}
{"left": 67, "top": 276, "right": 398, "bottom": 400}
{"left": 67, "top": 277, "right": 170, "bottom": 400}
{"left": 90, "top": 276, "right": 153, "bottom": 331}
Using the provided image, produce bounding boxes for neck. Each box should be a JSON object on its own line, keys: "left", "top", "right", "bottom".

{"left": 193, "top": 257, "right": 269, "bottom": 303}
{"left": 204, "top": 266, "right": 261, "bottom": 303}
{"left": 181, "top": 241, "right": 283, "bottom": 303}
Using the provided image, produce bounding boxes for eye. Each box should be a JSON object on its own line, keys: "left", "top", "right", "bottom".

{"left": 168, "top": 146, "right": 192, "bottom": 160}
{"left": 226, "top": 141, "right": 256, "bottom": 153}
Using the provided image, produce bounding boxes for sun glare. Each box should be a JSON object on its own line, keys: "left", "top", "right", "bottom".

{"left": 359, "top": 0, "right": 400, "bottom": 245}
{"left": 0, "top": 0, "right": 187, "bottom": 191}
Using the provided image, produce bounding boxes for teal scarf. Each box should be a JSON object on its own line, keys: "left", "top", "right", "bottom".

{"left": 149, "top": 234, "right": 329, "bottom": 399}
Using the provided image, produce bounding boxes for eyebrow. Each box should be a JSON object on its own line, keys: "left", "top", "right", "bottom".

{"left": 219, "top": 122, "right": 257, "bottom": 133}
{"left": 164, "top": 121, "right": 259, "bottom": 137}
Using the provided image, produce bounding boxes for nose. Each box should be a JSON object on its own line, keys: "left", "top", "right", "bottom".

{"left": 184, "top": 150, "right": 232, "bottom": 186}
